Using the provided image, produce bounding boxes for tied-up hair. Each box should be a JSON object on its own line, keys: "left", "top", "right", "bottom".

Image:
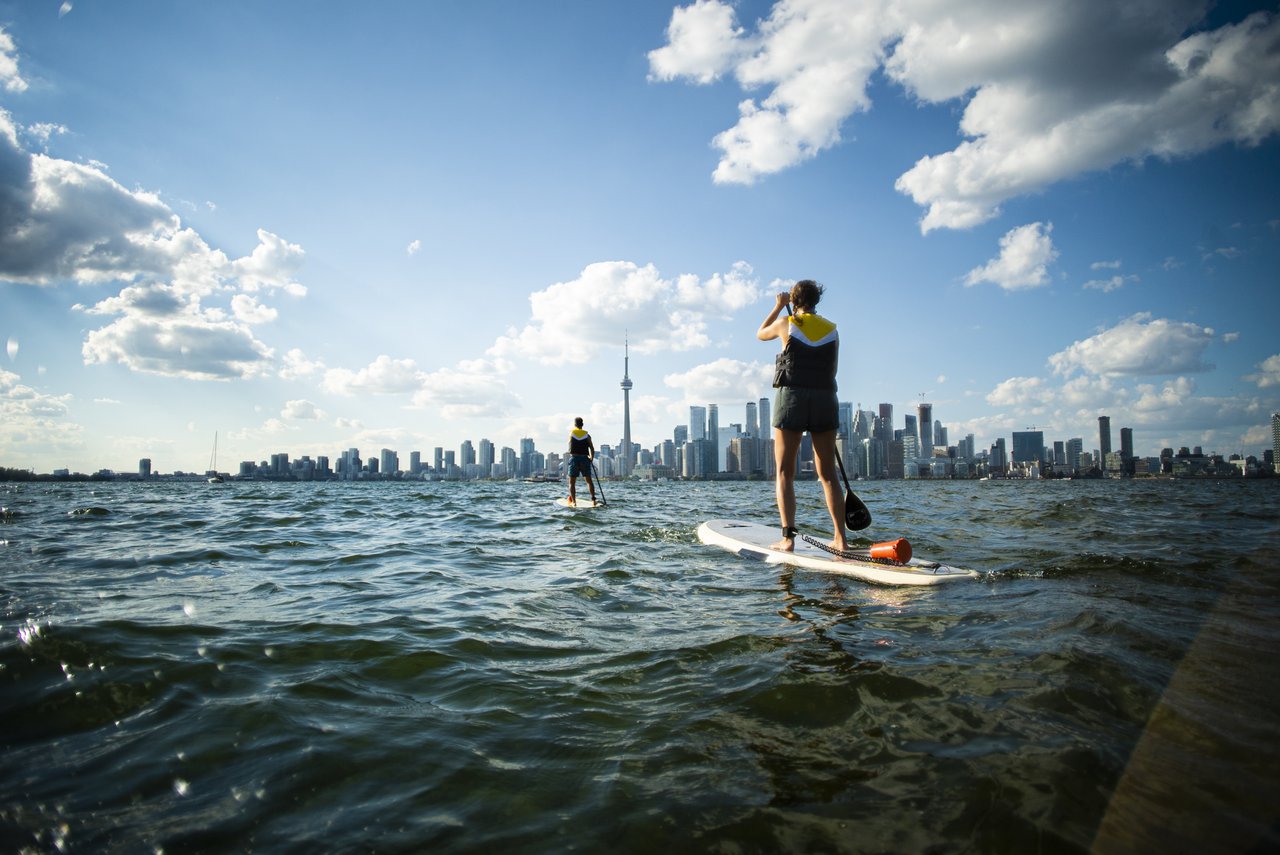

{"left": 790, "top": 279, "right": 824, "bottom": 313}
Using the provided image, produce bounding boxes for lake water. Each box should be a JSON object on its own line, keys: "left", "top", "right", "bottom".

{"left": 2, "top": 478, "right": 1278, "bottom": 853}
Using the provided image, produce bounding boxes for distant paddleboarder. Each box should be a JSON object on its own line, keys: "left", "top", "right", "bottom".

{"left": 566, "top": 417, "right": 599, "bottom": 507}
{"left": 757, "top": 279, "right": 847, "bottom": 554}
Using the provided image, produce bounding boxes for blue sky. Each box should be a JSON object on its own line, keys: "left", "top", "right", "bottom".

{"left": 2, "top": 0, "right": 1278, "bottom": 474}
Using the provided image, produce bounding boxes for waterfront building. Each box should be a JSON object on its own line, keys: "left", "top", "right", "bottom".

{"left": 745, "top": 401, "right": 758, "bottom": 438}
{"left": 340, "top": 448, "right": 361, "bottom": 480}
{"left": 918, "top": 403, "right": 933, "bottom": 458}
{"left": 139, "top": 458, "right": 152, "bottom": 479}
{"left": 990, "top": 438, "right": 1008, "bottom": 475}
{"left": 887, "top": 439, "right": 905, "bottom": 480}
{"left": 707, "top": 403, "right": 720, "bottom": 474}
{"left": 519, "top": 438, "right": 536, "bottom": 477}
{"left": 1120, "top": 427, "right": 1135, "bottom": 477}
{"left": 877, "top": 404, "right": 893, "bottom": 441}
{"left": 381, "top": 448, "right": 399, "bottom": 476}
{"left": 1066, "top": 438, "right": 1083, "bottom": 472}
{"left": 1012, "top": 431, "right": 1045, "bottom": 464}
{"left": 689, "top": 406, "right": 706, "bottom": 442}
{"left": 838, "top": 401, "right": 853, "bottom": 441}
{"left": 1272, "top": 413, "right": 1280, "bottom": 473}
{"left": 852, "top": 407, "right": 871, "bottom": 442}
{"left": 1099, "top": 416, "right": 1112, "bottom": 462}
{"left": 758, "top": 397, "right": 771, "bottom": 440}
{"left": 726, "top": 436, "right": 756, "bottom": 475}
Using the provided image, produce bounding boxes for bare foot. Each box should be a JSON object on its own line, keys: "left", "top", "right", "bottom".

{"left": 770, "top": 537, "right": 795, "bottom": 552}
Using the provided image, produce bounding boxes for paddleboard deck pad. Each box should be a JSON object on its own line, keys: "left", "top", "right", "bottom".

{"left": 698, "top": 519, "right": 978, "bottom": 586}
{"left": 555, "top": 497, "right": 604, "bottom": 509}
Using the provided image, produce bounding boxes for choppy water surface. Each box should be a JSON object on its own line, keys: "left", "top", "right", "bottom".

{"left": 2, "top": 479, "right": 1278, "bottom": 853}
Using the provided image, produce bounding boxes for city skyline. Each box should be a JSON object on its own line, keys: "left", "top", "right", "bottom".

{"left": 19, "top": 401, "right": 1277, "bottom": 481}
{"left": 2, "top": 3, "right": 1278, "bottom": 474}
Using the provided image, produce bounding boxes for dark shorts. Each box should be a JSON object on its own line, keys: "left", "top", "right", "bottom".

{"left": 568, "top": 455, "right": 593, "bottom": 477}
{"left": 772, "top": 386, "right": 839, "bottom": 434}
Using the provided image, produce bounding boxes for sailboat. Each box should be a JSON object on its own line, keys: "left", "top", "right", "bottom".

{"left": 207, "top": 432, "right": 224, "bottom": 483}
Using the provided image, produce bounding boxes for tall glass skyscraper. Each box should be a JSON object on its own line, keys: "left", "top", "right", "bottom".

{"left": 690, "top": 405, "right": 707, "bottom": 441}
{"left": 918, "top": 402, "right": 933, "bottom": 455}
{"left": 1273, "top": 413, "right": 1280, "bottom": 473}
{"left": 707, "top": 404, "right": 719, "bottom": 473}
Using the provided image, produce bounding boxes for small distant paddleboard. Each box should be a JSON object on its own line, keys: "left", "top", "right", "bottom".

{"left": 697, "top": 519, "right": 978, "bottom": 586}
{"left": 555, "top": 497, "right": 603, "bottom": 509}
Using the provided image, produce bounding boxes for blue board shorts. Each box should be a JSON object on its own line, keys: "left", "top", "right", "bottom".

{"left": 772, "top": 386, "right": 839, "bottom": 434}
{"left": 568, "top": 455, "right": 593, "bottom": 477}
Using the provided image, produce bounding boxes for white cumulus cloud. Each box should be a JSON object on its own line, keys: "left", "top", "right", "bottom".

{"left": 1048, "top": 314, "right": 1217, "bottom": 378}
{"left": 489, "top": 260, "right": 761, "bottom": 365}
{"left": 650, "top": 1, "right": 1280, "bottom": 230}
{"left": 0, "top": 76, "right": 304, "bottom": 381}
{"left": 323, "top": 354, "right": 427, "bottom": 396}
{"left": 648, "top": 0, "right": 747, "bottom": 84}
{"left": 965, "top": 222, "right": 1058, "bottom": 290}
{"left": 663, "top": 357, "right": 773, "bottom": 404}
{"left": 0, "top": 27, "right": 26, "bottom": 93}
{"left": 281, "top": 399, "right": 324, "bottom": 420}
{"left": 1244, "top": 354, "right": 1280, "bottom": 388}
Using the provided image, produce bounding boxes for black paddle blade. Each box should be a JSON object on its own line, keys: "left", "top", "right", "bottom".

{"left": 846, "top": 491, "right": 872, "bottom": 531}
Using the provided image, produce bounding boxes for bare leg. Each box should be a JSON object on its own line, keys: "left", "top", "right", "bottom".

{"left": 771, "top": 427, "right": 802, "bottom": 551}
{"left": 568, "top": 474, "right": 577, "bottom": 505}
{"left": 585, "top": 474, "right": 596, "bottom": 504}
{"left": 811, "top": 429, "right": 848, "bottom": 551}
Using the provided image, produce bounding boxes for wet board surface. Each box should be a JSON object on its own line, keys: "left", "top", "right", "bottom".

{"left": 554, "top": 497, "right": 603, "bottom": 509}
{"left": 697, "top": 519, "right": 979, "bottom": 587}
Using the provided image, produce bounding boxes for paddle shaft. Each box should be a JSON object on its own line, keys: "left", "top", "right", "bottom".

{"left": 591, "top": 459, "right": 606, "bottom": 505}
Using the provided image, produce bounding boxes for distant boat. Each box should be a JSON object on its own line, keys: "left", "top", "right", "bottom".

{"left": 207, "top": 432, "right": 224, "bottom": 484}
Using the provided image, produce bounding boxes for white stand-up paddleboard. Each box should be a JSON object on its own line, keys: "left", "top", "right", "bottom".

{"left": 555, "top": 497, "right": 603, "bottom": 509}
{"left": 698, "top": 519, "right": 978, "bottom": 586}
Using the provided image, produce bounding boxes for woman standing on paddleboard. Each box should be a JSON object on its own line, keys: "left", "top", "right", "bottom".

{"left": 757, "top": 279, "right": 847, "bottom": 553}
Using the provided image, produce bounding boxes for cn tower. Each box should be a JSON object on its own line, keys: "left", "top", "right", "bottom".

{"left": 620, "top": 336, "right": 633, "bottom": 477}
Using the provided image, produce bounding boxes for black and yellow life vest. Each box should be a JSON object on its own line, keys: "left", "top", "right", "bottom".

{"left": 569, "top": 428, "right": 592, "bottom": 456}
{"left": 773, "top": 313, "right": 838, "bottom": 390}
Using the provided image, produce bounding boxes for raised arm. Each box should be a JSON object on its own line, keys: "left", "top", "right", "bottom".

{"left": 757, "top": 292, "right": 792, "bottom": 342}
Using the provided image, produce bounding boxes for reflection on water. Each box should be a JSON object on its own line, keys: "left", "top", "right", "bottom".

{"left": 1, "top": 478, "right": 1277, "bottom": 852}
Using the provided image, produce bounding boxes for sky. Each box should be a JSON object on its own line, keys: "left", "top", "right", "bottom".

{"left": 1, "top": 0, "right": 1278, "bottom": 474}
